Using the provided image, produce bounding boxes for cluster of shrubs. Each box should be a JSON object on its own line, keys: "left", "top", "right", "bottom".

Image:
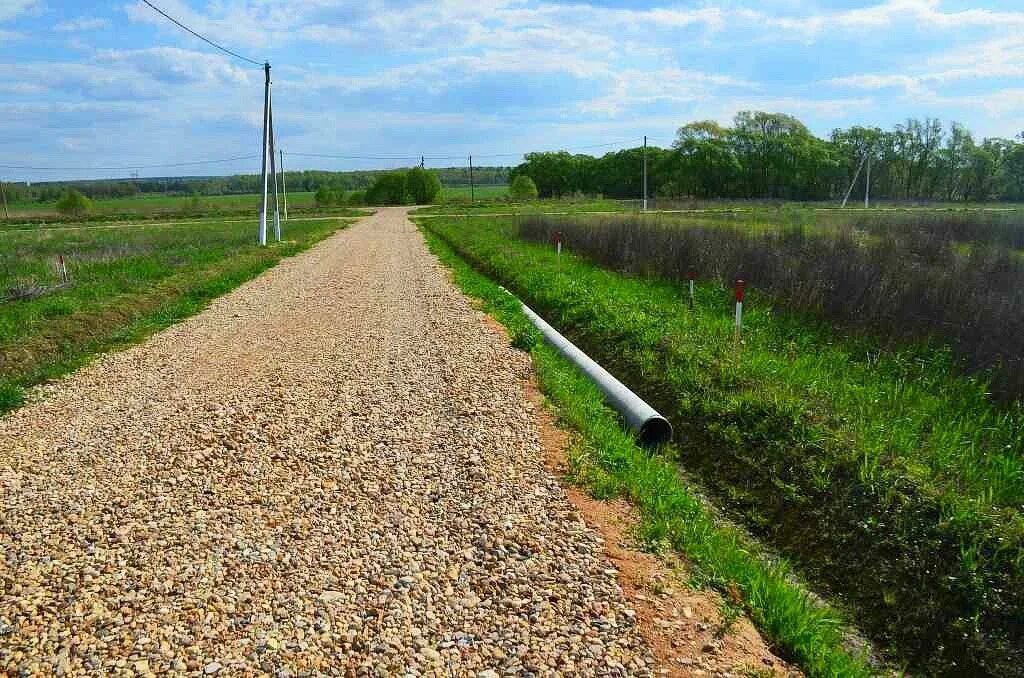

{"left": 520, "top": 211, "right": 1024, "bottom": 399}
{"left": 314, "top": 186, "right": 365, "bottom": 208}
{"left": 317, "top": 167, "right": 444, "bottom": 207}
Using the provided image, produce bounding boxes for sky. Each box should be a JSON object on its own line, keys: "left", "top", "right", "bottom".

{"left": 1, "top": 0, "right": 1023, "bottom": 181}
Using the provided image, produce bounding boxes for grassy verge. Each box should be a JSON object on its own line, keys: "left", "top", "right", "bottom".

{"left": 417, "top": 215, "right": 1024, "bottom": 676}
{"left": 419, "top": 224, "right": 875, "bottom": 677}
{"left": 0, "top": 216, "right": 357, "bottom": 413}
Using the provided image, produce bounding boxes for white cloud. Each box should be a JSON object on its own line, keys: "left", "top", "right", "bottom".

{"left": 0, "top": 0, "right": 41, "bottom": 23}
{"left": 55, "top": 17, "right": 110, "bottom": 32}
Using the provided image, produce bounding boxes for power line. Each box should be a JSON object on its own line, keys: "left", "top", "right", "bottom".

{"left": 140, "top": 0, "right": 264, "bottom": 67}
{"left": 0, "top": 154, "right": 260, "bottom": 172}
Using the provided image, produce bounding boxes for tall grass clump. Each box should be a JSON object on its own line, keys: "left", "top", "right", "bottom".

{"left": 520, "top": 211, "right": 1024, "bottom": 398}
{"left": 423, "top": 215, "right": 1024, "bottom": 676}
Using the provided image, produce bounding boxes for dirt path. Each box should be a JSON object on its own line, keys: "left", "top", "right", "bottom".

{"left": 0, "top": 208, "right": 655, "bottom": 675}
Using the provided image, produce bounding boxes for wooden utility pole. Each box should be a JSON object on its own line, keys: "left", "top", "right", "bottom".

{"left": 469, "top": 155, "right": 475, "bottom": 203}
{"left": 258, "top": 61, "right": 271, "bottom": 246}
{"left": 0, "top": 179, "right": 8, "bottom": 220}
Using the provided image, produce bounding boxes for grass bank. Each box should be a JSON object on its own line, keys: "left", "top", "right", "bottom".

{"left": 416, "top": 215, "right": 1024, "bottom": 676}
{"left": 0, "top": 216, "right": 357, "bottom": 412}
{"left": 419, "top": 223, "right": 875, "bottom": 678}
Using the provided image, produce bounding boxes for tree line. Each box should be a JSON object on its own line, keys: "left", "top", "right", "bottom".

{"left": 1, "top": 166, "right": 511, "bottom": 204}
{"left": 510, "top": 112, "right": 1024, "bottom": 202}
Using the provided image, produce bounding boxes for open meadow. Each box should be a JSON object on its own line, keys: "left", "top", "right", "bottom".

{"left": 415, "top": 205, "right": 1024, "bottom": 676}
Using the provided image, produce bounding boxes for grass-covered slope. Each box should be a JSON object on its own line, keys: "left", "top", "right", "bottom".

{"left": 417, "top": 215, "right": 1024, "bottom": 677}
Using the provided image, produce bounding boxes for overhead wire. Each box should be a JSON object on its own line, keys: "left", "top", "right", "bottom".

{"left": 139, "top": 0, "right": 264, "bottom": 67}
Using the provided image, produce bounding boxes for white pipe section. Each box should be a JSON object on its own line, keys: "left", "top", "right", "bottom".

{"left": 519, "top": 299, "right": 672, "bottom": 446}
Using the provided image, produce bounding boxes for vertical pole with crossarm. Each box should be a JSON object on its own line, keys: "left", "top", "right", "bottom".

{"left": 258, "top": 62, "right": 271, "bottom": 246}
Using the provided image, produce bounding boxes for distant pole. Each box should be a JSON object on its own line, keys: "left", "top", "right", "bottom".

{"left": 268, "top": 83, "right": 281, "bottom": 242}
{"left": 864, "top": 153, "right": 871, "bottom": 209}
{"left": 841, "top": 153, "right": 867, "bottom": 208}
{"left": 258, "top": 61, "right": 271, "bottom": 246}
{"left": 469, "top": 155, "right": 475, "bottom": 203}
{"left": 642, "top": 135, "right": 648, "bottom": 212}
{"left": 0, "top": 179, "right": 8, "bottom": 220}
{"left": 420, "top": 155, "right": 425, "bottom": 169}
{"left": 279, "top": 149, "right": 288, "bottom": 221}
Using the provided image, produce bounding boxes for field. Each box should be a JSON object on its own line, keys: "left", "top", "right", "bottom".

{"left": 415, "top": 208, "right": 1024, "bottom": 676}
{"left": 438, "top": 184, "right": 509, "bottom": 200}
{"left": 0, "top": 212, "right": 361, "bottom": 410}
{"left": 4, "top": 191, "right": 319, "bottom": 219}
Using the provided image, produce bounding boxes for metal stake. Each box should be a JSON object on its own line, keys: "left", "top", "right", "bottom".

{"left": 258, "top": 61, "right": 271, "bottom": 246}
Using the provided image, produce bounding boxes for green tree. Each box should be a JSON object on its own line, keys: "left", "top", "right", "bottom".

{"left": 366, "top": 171, "right": 409, "bottom": 205}
{"left": 405, "top": 167, "right": 442, "bottom": 204}
{"left": 55, "top": 189, "right": 92, "bottom": 217}
{"left": 509, "top": 175, "right": 539, "bottom": 200}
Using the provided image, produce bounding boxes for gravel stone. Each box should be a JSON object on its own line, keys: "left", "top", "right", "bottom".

{"left": 0, "top": 208, "right": 654, "bottom": 675}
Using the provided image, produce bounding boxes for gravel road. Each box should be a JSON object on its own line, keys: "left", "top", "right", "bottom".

{"left": 1, "top": 208, "right": 654, "bottom": 676}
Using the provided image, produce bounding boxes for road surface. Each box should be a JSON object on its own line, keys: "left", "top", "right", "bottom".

{"left": 0, "top": 208, "right": 654, "bottom": 675}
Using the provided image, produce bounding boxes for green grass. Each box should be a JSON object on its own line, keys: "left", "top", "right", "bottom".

{"left": 0, "top": 216, "right": 356, "bottom": 411}
{"left": 419, "top": 222, "right": 876, "bottom": 678}
{"left": 439, "top": 184, "right": 509, "bottom": 200}
{"left": 416, "top": 215, "right": 1024, "bottom": 676}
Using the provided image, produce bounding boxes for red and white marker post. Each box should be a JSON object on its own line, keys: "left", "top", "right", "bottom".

{"left": 734, "top": 279, "right": 745, "bottom": 342}
{"left": 552, "top": 231, "right": 563, "bottom": 260}
{"left": 57, "top": 255, "right": 68, "bottom": 284}
{"left": 687, "top": 269, "right": 695, "bottom": 309}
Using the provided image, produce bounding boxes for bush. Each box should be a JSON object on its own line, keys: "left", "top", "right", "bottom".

{"left": 346, "top": 190, "right": 366, "bottom": 207}
{"left": 314, "top": 185, "right": 341, "bottom": 208}
{"left": 366, "top": 171, "right": 409, "bottom": 205}
{"left": 510, "top": 175, "right": 539, "bottom": 200}
{"left": 55, "top": 189, "right": 92, "bottom": 217}
{"left": 406, "top": 167, "right": 442, "bottom": 204}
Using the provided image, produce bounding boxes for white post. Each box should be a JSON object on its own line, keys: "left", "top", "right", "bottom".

{"left": 258, "top": 62, "right": 271, "bottom": 246}
{"left": 734, "top": 279, "right": 745, "bottom": 342}
{"left": 687, "top": 270, "right": 695, "bottom": 308}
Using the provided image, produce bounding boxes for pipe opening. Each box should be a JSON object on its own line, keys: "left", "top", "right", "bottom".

{"left": 638, "top": 416, "right": 673, "bottom": 447}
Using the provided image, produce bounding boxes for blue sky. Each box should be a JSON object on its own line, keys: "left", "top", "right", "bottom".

{"left": 1, "top": 0, "right": 1023, "bottom": 181}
